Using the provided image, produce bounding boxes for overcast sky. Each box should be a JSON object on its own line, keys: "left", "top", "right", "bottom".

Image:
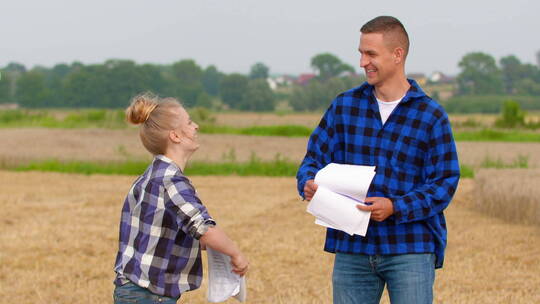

{"left": 2, "top": 0, "right": 539, "bottom": 76}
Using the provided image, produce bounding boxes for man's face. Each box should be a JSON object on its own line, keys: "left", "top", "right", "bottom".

{"left": 358, "top": 32, "right": 398, "bottom": 87}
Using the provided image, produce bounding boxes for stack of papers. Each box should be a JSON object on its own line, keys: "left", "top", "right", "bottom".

{"left": 306, "top": 163, "right": 376, "bottom": 236}
{"left": 207, "top": 247, "right": 246, "bottom": 303}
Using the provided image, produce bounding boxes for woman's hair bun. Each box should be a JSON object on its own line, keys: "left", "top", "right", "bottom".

{"left": 125, "top": 93, "right": 159, "bottom": 125}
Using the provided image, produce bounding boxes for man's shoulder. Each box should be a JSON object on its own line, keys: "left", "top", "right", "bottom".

{"left": 332, "top": 82, "right": 371, "bottom": 105}
{"left": 412, "top": 94, "right": 449, "bottom": 121}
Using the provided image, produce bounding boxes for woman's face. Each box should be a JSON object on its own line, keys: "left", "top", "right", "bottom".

{"left": 173, "top": 107, "right": 200, "bottom": 151}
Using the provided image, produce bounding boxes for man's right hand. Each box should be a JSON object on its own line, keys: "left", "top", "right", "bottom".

{"left": 303, "top": 179, "right": 318, "bottom": 201}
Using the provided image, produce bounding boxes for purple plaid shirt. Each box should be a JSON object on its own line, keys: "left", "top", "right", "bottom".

{"left": 114, "top": 155, "right": 215, "bottom": 298}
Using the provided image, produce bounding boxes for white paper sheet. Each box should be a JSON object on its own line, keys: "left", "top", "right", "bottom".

{"left": 314, "top": 163, "right": 376, "bottom": 199}
{"left": 306, "top": 163, "right": 376, "bottom": 236}
{"left": 207, "top": 247, "right": 246, "bottom": 303}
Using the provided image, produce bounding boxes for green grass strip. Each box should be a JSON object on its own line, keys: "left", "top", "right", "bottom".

{"left": 460, "top": 164, "right": 475, "bottom": 178}
{"left": 238, "top": 125, "right": 312, "bottom": 137}
{"left": 187, "top": 160, "right": 298, "bottom": 176}
{"left": 14, "top": 159, "right": 477, "bottom": 179}
{"left": 0, "top": 109, "right": 127, "bottom": 129}
{"left": 454, "top": 129, "right": 540, "bottom": 142}
{"left": 13, "top": 159, "right": 300, "bottom": 176}
{"left": 199, "top": 124, "right": 312, "bottom": 137}
{"left": 14, "top": 160, "right": 149, "bottom": 175}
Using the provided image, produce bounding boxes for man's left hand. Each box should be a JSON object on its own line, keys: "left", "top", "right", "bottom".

{"left": 356, "top": 197, "right": 394, "bottom": 222}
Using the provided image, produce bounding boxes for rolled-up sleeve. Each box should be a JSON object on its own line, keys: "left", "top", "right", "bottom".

{"left": 164, "top": 176, "right": 216, "bottom": 239}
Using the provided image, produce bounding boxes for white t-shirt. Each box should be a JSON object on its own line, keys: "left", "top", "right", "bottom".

{"left": 376, "top": 95, "right": 404, "bottom": 124}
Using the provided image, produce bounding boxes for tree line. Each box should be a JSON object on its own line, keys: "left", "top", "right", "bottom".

{"left": 0, "top": 53, "right": 361, "bottom": 111}
{"left": 456, "top": 52, "right": 540, "bottom": 95}
{"left": 1, "top": 51, "right": 539, "bottom": 112}
{"left": 0, "top": 59, "right": 276, "bottom": 111}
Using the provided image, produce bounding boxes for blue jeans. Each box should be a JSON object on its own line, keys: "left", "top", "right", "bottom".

{"left": 332, "top": 252, "right": 435, "bottom": 304}
{"left": 113, "top": 281, "right": 178, "bottom": 304}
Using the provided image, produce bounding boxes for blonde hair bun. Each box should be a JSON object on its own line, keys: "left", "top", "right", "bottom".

{"left": 125, "top": 93, "right": 159, "bottom": 125}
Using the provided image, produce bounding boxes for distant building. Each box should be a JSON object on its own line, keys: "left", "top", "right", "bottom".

{"left": 536, "top": 50, "right": 540, "bottom": 68}
{"left": 267, "top": 75, "right": 294, "bottom": 90}
{"left": 0, "top": 103, "right": 18, "bottom": 110}
{"left": 407, "top": 73, "right": 427, "bottom": 86}
{"left": 294, "top": 73, "right": 317, "bottom": 86}
{"left": 428, "top": 71, "right": 455, "bottom": 84}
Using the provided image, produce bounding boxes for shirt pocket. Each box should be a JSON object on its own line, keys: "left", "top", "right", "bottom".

{"left": 387, "top": 135, "right": 425, "bottom": 170}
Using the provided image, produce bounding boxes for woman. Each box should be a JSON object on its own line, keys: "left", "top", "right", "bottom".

{"left": 113, "top": 93, "right": 248, "bottom": 304}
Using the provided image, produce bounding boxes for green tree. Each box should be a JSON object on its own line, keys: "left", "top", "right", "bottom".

{"left": 515, "top": 78, "right": 540, "bottom": 96}
{"left": 241, "top": 79, "right": 275, "bottom": 111}
{"left": 202, "top": 65, "right": 222, "bottom": 96}
{"left": 4, "top": 62, "right": 26, "bottom": 73}
{"left": 171, "top": 59, "right": 204, "bottom": 106}
{"left": 499, "top": 55, "right": 522, "bottom": 94}
{"left": 44, "top": 63, "right": 72, "bottom": 106}
{"left": 195, "top": 92, "right": 214, "bottom": 109}
{"left": 0, "top": 69, "right": 11, "bottom": 103}
{"left": 499, "top": 56, "right": 540, "bottom": 95}
{"left": 311, "top": 53, "right": 354, "bottom": 81}
{"left": 62, "top": 64, "right": 107, "bottom": 107}
{"left": 289, "top": 76, "right": 358, "bottom": 111}
{"left": 103, "top": 59, "right": 148, "bottom": 107}
{"left": 520, "top": 63, "right": 540, "bottom": 83}
{"left": 249, "top": 62, "right": 269, "bottom": 79}
{"left": 457, "top": 52, "right": 503, "bottom": 95}
{"left": 2, "top": 62, "right": 26, "bottom": 102}
{"left": 495, "top": 100, "right": 525, "bottom": 128}
{"left": 16, "top": 70, "right": 51, "bottom": 107}
{"left": 139, "top": 63, "right": 167, "bottom": 96}
{"left": 219, "top": 73, "right": 249, "bottom": 109}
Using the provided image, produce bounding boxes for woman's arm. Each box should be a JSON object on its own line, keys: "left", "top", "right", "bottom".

{"left": 200, "top": 226, "right": 249, "bottom": 276}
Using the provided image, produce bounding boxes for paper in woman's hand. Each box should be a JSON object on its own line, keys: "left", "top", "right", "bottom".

{"left": 207, "top": 247, "right": 246, "bottom": 303}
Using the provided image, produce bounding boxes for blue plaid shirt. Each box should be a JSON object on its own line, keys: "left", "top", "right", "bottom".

{"left": 297, "top": 79, "right": 460, "bottom": 268}
{"left": 114, "top": 155, "right": 215, "bottom": 298}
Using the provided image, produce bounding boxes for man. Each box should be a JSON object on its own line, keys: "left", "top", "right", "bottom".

{"left": 296, "top": 16, "right": 460, "bottom": 304}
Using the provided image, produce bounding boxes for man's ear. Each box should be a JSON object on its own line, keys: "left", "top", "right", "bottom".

{"left": 169, "top": 130, "right": 182, "bottom": 143}
{"left": 393, "top": 47, "right": 405, "bottom": 64}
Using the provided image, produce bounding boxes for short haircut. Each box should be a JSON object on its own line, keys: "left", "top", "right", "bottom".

{"left": 360, "top": 16, "right": 409, "bottom": 58}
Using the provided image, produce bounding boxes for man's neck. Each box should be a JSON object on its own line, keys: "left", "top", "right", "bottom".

{"left": 374, "top": 75, "right": 410, "bottom": 102}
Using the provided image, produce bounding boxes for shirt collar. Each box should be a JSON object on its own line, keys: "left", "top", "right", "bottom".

{"left": 359, "top": 78, "right": 426, "bottom": 104}
{"left": 154, "top": 154, "right": 182, "bottom": 173}
{"left": 155, "top": 154, "right": 173, "bottom": 163}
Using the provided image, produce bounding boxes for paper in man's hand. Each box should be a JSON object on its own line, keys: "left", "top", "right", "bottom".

{"left": 306, "top": 163, "right": 376, "bottom": 236}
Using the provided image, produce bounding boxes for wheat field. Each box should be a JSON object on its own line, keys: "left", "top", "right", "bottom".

{"left": 474, "top": 168, "right": 540, "bottom": 226}
{"left": 0, "top": 171, "right": 538, "bottom": 304}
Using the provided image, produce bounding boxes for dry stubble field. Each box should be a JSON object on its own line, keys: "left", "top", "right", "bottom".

{"left": 0, "top": 171, "right": 539, "bottom": 304}
{"left": 1, "top": 113, "right": 539, "bottom": 303}
{"left": 1, "top": 128, "right": 540, "bottom": 168}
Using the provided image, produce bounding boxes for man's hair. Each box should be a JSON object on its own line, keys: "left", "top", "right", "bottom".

{"left": 360, "top": 16, "right": 409, "bottom": 58}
